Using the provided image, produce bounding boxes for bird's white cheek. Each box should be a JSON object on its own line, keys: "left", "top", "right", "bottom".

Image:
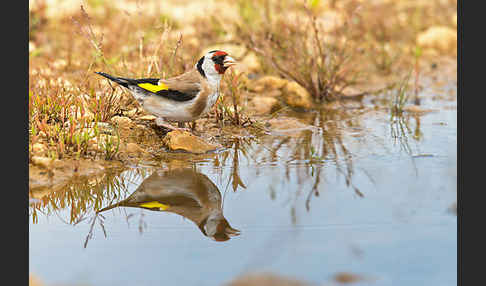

{"left": 206, "top": 73, "right": 222, "bottom": 87}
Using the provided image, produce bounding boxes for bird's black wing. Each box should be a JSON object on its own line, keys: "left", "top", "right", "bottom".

{"left": 154, "top": 89, "right": 198, "bottom": 102}
{"left": 95, "top": 72, "right": 159, "bottom": 88}
{"left": 96, "top": 72, "right": 200, "bottom": 102}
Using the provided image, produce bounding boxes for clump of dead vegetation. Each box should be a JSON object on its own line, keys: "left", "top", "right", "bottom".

{"left": 234, "top": 0, "right": 366, "bottom": 102}
{"left": 230, "top": 0, "right": 456, "bottom": 102}
{"left": 215, "top": 69, "right": 257, "bottom": 128}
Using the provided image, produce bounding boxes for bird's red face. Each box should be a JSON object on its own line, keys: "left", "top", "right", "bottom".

{"left": 210, "top": 50, "right": 237, "bottom": 74}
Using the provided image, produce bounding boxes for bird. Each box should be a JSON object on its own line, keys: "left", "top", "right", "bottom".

{"left": 95, "top": 50, "right": 237, "bottom": 131}
{"left": 97, "top": 168, "right": 240, "bottom": 242}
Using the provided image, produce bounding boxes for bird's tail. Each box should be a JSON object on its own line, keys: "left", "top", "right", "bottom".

{"left": 95, "top": 72, "right": 132, "bottom": 88}
{"left": 96, "top": 200, "right": 128, "bottom": 214}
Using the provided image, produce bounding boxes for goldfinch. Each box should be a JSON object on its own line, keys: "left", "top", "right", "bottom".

{"left": 95, "top": 50, "right": 236, "bottom": 131}
{"left": 97, "top": 168, "right": 240, "bottom": 241}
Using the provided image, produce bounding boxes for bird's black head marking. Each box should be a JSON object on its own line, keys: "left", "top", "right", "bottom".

{"left": 196, "top": 56, "right": 206, "bottom": 78}
{"left": 210, "top": 50, "right": 229, "bottom": 74}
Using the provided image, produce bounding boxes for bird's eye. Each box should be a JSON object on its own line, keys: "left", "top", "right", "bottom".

{"left": 212, "top": 55, "right": 225, "bottom": 65}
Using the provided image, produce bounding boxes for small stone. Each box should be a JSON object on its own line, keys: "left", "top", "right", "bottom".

{"left": 249, "top": 96, "right": 280, "bottom": 115}
{"left": 283, "top": 81, "right": 313, "bottom": 109}
{"left": 31, "top": 156, "right": 53, "bottom": 169}
{"left": 263, "top": 89, "right": 283, "bottom": 98}
{"left": 339, "top": 86, "right": 364, "bottom": 98}
{"left": 32, "top": 143, "right": 47, "bottom": 155}
{"left": 249, "top": 76, "right": 289, "bottom": 93}
{"left": 227, "top": 273, "right": 308, "bottom": 286}
{"left": 123, "top": 108, "right": 139, "bottom": 118}
{"left": 417, "top": 26, "right": 457, "bottom": 53}
{"left": 111, "top": 116, "right": 132, "bottom": 129}
{"left": 267, "top": 117, "right": 316, "bottom": 134}
{"left": 125, "top": 143, "right": 144, "bottom": 155}
{"left": 51, "top": 159, "right": 65, "bottom": 169}
{"left": 333, "top": 272, "right": 365, "bottom": 284}
{"left": 240, "top": 52, "right": 261, "bottom": 74}
{"left": 163, "top": 130, "right": 220, "bottom": 154}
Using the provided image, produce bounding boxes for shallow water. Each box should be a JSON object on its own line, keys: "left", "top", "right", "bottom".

{"left": 29, "top": 81, "right": 457, "bottom": 286}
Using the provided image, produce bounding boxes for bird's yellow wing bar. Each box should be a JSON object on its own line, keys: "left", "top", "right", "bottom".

{"left": 137, "top": 82, "right": 169, "bottom": 93}
{"left": 139, "top": 201, "right": 170, "bottom": 210}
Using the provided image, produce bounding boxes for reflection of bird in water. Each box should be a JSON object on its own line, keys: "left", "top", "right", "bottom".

{"left": 97, "top": 168, "right": 240, "bottom": 241}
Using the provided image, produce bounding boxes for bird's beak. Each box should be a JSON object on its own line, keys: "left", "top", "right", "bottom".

{"left": 226, "top": 226, "right": 241, "bottom": 237}
{"left": 223, "top": 56, "right": 237, "bottom": 68}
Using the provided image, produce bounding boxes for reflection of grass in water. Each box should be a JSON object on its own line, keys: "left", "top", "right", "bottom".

{"left": 29, "top": 167, "right": 150, "bottom": 225}
{"left": 32, "top": 106, "right": 428, "bottom": 227}
{"left": 83, "top": 202, "right": 148, "bottom": 248}
{"left": 216, "top": 137, "right": 255, "bottom": 193}
{"left": 265, "top": 103, "right": 425, "bottom": 217}
{"left": 390, "top": 112, "right": 424, "bottom": 156}
{"left": 291, "top": 110, "right": 366, "bottom": 208}
{"left": 389, "top": 112, "right": 425, "bottom": 177}
{"left": 212, "top": 97, "right": 428, "bottom": 223}
{"left": 30, "top": 167, "right": 154, "bottom": 248}
{"left": 390, "top": 114, "right": 413, "bottom": 155}
{"left": 29, "top": 106, "right": 429, "bottom": 229}
{"left": 217, "top": 108, "right": 375, "bottom": 218}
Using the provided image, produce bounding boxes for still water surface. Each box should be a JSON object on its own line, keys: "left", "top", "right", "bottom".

{"left": 29, "top": 83, "right": 456, "bottom": 286}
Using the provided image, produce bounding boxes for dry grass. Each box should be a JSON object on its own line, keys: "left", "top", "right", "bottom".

{"left": 235, "top": 0, "right": 365, "bottom": 101}
{"left": 233, "top": 0, "right": 456, "bottom": 101}
{"left": 29, "top": 0, "right": 456, "bottom": 160}
{"left": 215, "top": 69, "right": 256, "bottom": 127}
{"left": 29, "top": 3, "right": 201, "bottom": 161}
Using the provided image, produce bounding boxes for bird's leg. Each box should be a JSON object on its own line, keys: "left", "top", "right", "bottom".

{"left": 155, "top": 118, "right": 191, "bottom": 132}
{"left": 189, "top": 121, "right": 201, "bottom": 136}
{"left": 176, "top": 122, "right": 192, "bottom": 132}
{"left": 155, "top": 117, "right": 177, "bottom": 131}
